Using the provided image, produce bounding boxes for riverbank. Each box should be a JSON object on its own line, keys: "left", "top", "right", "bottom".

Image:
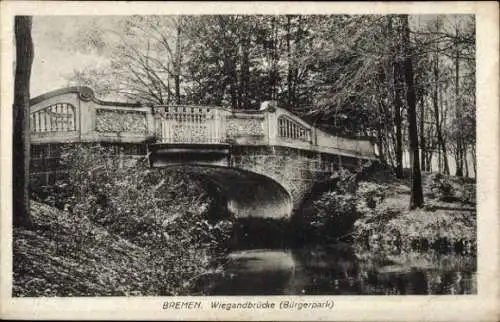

{"left": 14, "top": 146, "right": 234, "bottom": 296}
{"left": 353, "top": 170, "right": 476, "bottom": 253}
{"left": 13, "top": 197, "right": 231, "bottom": 297}
{"left": 299, "top": 164, "right": 476, "bottom": 254}
{"left": 13, "top": 154, "right": 476, "bottom": 296}
{"left": 13, "top": 201, "right": 154, "bottom": 296}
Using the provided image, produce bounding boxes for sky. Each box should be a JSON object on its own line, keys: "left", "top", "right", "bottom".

{"left": 30, "top": 16, "right": 115, "bottom": 97}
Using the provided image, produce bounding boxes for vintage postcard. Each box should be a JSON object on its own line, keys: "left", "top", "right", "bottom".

{"left": 1, "top": 1, "right": 499, "bottom": 321}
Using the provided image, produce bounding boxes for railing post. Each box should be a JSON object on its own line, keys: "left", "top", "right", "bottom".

{"left": 145, "top": 107, "right": 155, "bottom": 139}
{"left": 261, "top": 101, "right": 277, "bottom": 146}
{"left": 214, "top": 108, "right": 221, "bottom": 143}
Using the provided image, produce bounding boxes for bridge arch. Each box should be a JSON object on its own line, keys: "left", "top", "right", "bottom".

{"left": 157, "top": 165, "right": 293, "bottom": 219}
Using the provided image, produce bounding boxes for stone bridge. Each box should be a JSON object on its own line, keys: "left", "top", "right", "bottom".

{"left": 30, "top": 87, "right": 378, "bottom": 219}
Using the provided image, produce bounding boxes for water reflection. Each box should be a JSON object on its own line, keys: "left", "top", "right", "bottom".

{"left": 200, "top": 244, "right": 476, "bottom": 295}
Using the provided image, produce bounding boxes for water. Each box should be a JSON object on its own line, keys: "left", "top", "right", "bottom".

{"left": 195, "top": 224, "right": 477, "bottom": 295}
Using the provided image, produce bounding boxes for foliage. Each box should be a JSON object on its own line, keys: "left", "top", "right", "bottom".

{"left": 26, "top": 144, "right": 233, "bottom": 296}
{"left": 59, "top": 14, "right": 476, "bottom": 178}
{"left": 312, "top": 191, "right": 356, "bottom": 229}
{"left": 426, "top": 172, "right": 476, "bottom": 204}
{"left": 352, "top": 172, "right": 476, "bottom": 254}
{"left": 426, "top": 172, "right": 455, "bottom": 201}
{"left": 298, "top": 163, "right": 475, "bottom": 255}
{"left": 297, "top": 169, "right": 358, "bottom": 242}
{"left": 14, "top": 201, "right": 157, "bottom": 296}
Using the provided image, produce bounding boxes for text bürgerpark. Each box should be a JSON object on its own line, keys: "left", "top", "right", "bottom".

{"left": 162, "top": 300, "right": 335, "bottom": 311}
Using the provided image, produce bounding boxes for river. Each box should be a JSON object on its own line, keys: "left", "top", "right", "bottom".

{"left": 195, "top": 221, "right": 477, "bottom": 295}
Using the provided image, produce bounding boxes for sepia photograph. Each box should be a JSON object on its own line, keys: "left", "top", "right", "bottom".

{"left": 1, "top": 1, "right": 498, "bottom": 321}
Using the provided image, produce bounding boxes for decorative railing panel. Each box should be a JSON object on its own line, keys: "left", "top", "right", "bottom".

{"left": 278, "top": 115, "right": 311, "bottom": 142}
{"left": 30, "top": 103, "right": 76, "bottom": 133}
{"left": 226, "top": 117, "right": 264, "bottom": 138}
{"left": 95, "top": 109, "right": 147, "bottom": 134}
{"left": 154, "top": 106, "right": 225, "bottom": 144}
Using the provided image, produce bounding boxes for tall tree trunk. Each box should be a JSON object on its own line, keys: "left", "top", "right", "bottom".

{"left": 13, "top": 16, "right": 34, "bottom": 228}
{"left": 438, "top": 144, "right": 442, "bottom": 172}
{"left": 376, "top": 101, "right": 388, "bottom": 164}
{"left": 393, "top": 60, "right": 404, "bottom": 178}
{"left": 463, "top": 145, "right": 469, "bottom": 177}
{"left": 454, "top": 31, "right": 463, "bottom": 177}
{"left": 426, "top": 150, "right": 433, "bottom": 172}
{"left": 425, "top": 124, "right": 434, "bottom": 172}
{"left": 229, "top": 58, "right": 238, "bottom": 109}
{"left": 432, "top": 17, "right": 450, "bottom": 175}
{"left": 240, "top": 25, "right": 250, "bottom": 109}
{"left": 286, "top": 15, "right": 293, "bottom": 107}
{"left": 270, "top": 17, "right": 279, "bottom": 101}
{"left": 376, "top": 63, "right": 388, "bottom": 164}
{"left": 434, "top": 64, "right": 449, "bottom": 175}
{"left": 174, "top": 19, "right": 182, "bottom": 104}
{"left": 291, "top": 16, "right": 301, "bottom": 107}
{"left": 402, "top": 15, "right": 424, "bottom": 209}
{"left": 389, "top": 17, "right": 404, "bottom": 178}
{"left": 471, "top": 143, "right": 476, "bottom": 178}
{"left": 419, "top": 97, "right": 426, "bottom": 171}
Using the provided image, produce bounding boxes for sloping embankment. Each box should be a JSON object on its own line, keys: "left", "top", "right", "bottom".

{"left": 294, "top": 162, "right": 476, "bottom": 252}
{"left": 353, "top": 172, "right": 476, "bottom": 252}
{"left": 14, "top": 201, "right": 159, "bottom": 296}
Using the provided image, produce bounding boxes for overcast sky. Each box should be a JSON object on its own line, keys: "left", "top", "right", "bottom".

{"left": 30, "top": 16, "right": 123, "bottom": 97}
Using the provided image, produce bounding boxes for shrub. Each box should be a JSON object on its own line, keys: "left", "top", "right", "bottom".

{"left": 300, "top": 167, "right": 388, "bottom": 243}
{"left": 299, "top": 169, "right": 359, "bottom": 242}
{"left": 460, "top": 183, "right": 476, "bottom": 204}
{"left": 42, "top": 144, "right": 232, "bottom": 295}
{"left": 427, "top": 173, "right": 456, "bottom": 202}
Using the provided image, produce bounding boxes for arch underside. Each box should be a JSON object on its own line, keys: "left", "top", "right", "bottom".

{"left": 160, "top": 165, "right": 293, "bottom": 219}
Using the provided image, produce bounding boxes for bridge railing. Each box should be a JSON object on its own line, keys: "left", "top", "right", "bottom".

{"left": 30, "top": 102, "right": 77, "bottom": 133}
{"left": 153, "top": 105, "right": 227, "bottom": 144}
{"left": 30, "top": 87, "right": 154, "bottom": 144}
{"left": 152, "top": 105, "right": 272, "bottom": 146}
{"left": 30, "top": 88, "right": 85, "bottom": 144}
{"left": 270, "top": 106, "right": 376, "bottom": 159}
{"left": 29, "top": 87, "right": 377, "bottom": 160}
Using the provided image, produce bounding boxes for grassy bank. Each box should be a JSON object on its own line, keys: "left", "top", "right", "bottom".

{"left": 14, "top": 201, "right": 155, "bottom": 296}
{"left": 353, "top": 170, "right": 476, "bottom": 253}
{"left": 14, "top": 145, "right": 233, "bottom": 296}
{"left": 14, "top": 195, "right": 231, "bottom": 297}
{"left": 299, "top": 164, "right": 476, "bottom": 254}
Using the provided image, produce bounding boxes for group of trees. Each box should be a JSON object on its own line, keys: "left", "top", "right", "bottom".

{"left": 66, "top": 14, "right": 475, "bottom": 207}
{"left": 67, "top": 14, "right": 475, "bottom": 177}
{"left": 14, "top": 14, "right": 476, "bottom": 226}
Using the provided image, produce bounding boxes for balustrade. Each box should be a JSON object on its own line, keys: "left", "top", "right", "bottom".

{"left": 278, "top": 115, "right": 311, "bottom": 142}
{"left": 30, "top": 103, "right": 76, "bottom": 133}
{"left": 95, "top": 109, "right": 147, "bottom": 133}
{"left": 154, "top": 106, "right": 225, "bottom": 144}
{"left": 28, "top": 86, "right": 376, "bottom": 160}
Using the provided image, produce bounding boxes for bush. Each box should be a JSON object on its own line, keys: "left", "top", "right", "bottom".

{"left": 298, "top": 167, "right": 389, "bottom": 243}
{"left": 427, "top": 173, "right": 456, "bottom": 202}
{"left": 297, "top": 169, "right": 358, "bottom": 242}
{"left": 353, "top": 172, "right": 477, "bottom": 254}
{"left": 460, "top": 183, "right": 476, "bottom": 204}
{"left": 39, "top": 144, "right": 233, "bottom": 295}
